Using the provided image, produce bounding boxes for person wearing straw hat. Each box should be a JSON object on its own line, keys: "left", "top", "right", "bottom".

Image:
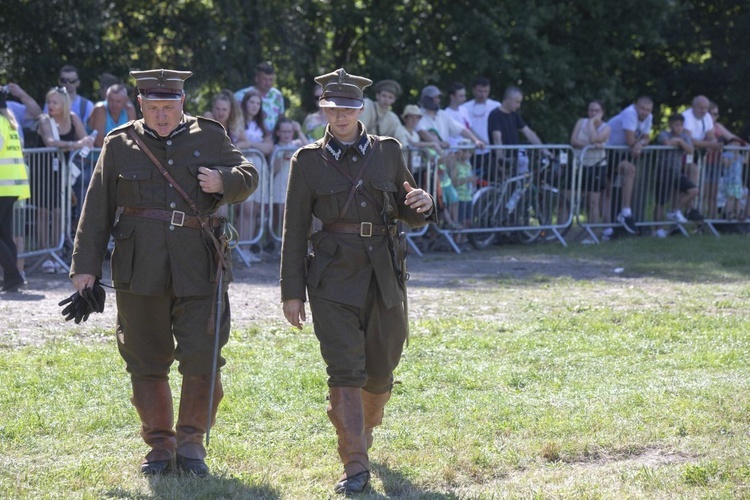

{"left": 280, "top": 68, "right": 436, "bottom": 495}
{"left": 69, "top": 68, "right": 258, "bottom": 477}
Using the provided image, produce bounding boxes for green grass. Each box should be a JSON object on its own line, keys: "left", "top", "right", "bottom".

{"left": 1, "top": 234, "right": 750, "bottom": 498}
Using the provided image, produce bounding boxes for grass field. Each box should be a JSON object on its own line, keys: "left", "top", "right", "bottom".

{"left": 1, "top": 234, "right": 749, "bottom": 499}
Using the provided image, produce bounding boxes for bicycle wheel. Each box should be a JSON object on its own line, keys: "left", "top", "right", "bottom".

{"left": 468, "top": 186, "right": 500, "bottom": 249}
{"left": 517, "top": 184, "right": 558, "bottom": 244}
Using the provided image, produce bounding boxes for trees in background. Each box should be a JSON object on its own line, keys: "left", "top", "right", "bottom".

{"left": 2, "top": 0, "right": 747, "bottom": 141}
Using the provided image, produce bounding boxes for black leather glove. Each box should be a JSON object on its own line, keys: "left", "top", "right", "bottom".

{"left": 81, "top": 280, "right": 106, "bottom": 313}
{"left": 58, "top": 279, "right": 106, "bottom": 323}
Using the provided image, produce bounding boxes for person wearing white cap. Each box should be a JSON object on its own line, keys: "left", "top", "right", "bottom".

{"left": 416, "top": 84, "right": 485, "bottom": 151}
{"left": 280, "top": 68, "right": 436, "bottom": 495}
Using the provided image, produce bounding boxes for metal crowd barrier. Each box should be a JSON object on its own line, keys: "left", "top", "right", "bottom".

{"left": 575, "top": 144, "right": 750, "bottom": 241}
{"left": 16, "top": 147, "right": 72, "bottom": 274}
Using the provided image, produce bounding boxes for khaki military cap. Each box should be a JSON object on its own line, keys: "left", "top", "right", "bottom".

{"left": 374, "top": 79, "right": 402, "bottom": 98}
{"left": 315, "top": 68, "right": 372, "bottom": 109}
{"left": 130, "top": 69, "right": 192, "bottom": 100}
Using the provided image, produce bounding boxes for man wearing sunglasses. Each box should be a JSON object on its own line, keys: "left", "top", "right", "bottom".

{"left": 44, "top": 65, "right": 94, "bottom": 125}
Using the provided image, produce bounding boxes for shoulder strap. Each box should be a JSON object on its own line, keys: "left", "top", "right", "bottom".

{"left": 319, "top": 137, "right": 382, "bottom": 218}
{"left": 126, "top": 126, "right": 203, "bottom": 216}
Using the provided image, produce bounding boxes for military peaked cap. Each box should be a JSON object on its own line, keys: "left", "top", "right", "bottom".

{"left": 315, "top": 68, "right": 372, "bottom": 109}
{"left": 130, "top": 69, "right": 192, "bottom": 100}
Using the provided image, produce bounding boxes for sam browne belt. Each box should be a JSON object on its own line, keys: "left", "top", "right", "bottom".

{"left": 121, "top": 207, "right": 222, "bottom": 229}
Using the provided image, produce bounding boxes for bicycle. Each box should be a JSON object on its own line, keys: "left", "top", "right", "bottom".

{"left": 468, "top": 152, "right": 563, "bottom": 249}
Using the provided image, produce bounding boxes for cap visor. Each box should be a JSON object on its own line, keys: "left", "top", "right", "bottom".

{"left": 319, "top": 97, "right": 363, "bottom": 109}
{"left": 140, "top": 92, "right": 183, "bottom": 100}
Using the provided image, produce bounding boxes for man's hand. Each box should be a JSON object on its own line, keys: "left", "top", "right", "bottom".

{"left": 283, "top": 299, "right": 306, "bottom": 329}
{"left": 403, "top": 181, "right": 433, "bottom": 214}
{"left": 72, "top": 273, "right": 97, "bottom": 294}
{"left": 197, "top": 167, "right": 224, "bottom": 194}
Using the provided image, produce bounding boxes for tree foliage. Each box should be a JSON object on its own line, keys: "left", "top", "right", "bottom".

{"left": 1, "top": 0, "right": 747, "bottom": 141}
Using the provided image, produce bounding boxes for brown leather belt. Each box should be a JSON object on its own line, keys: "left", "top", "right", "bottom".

{"left": 121, "top": 207, "right": 221, "bottom": 229}
{"left": 322, "top": 222, "right": 393, "bottom": 237}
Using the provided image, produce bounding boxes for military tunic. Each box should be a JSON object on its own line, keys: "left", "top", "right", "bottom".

{"left": 71, "top": 116, "right": 258, "bottom": 377}
{"left": 280, "top": 124, "right": 436, "bottom": 390}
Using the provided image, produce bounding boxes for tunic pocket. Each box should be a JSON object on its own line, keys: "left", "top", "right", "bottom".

{"left": 110, "top": 225, "right": 135, "bottom": 285}
{"left": 116, "top": 168, "right": 152, "bottom": 205}
{"left": 314, "top": 184, "right": 349, "bottom": 219}
{"left": 371, "top": 180, "right": 399, "bottom": 217}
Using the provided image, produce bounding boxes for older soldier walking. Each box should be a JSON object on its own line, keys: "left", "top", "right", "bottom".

{"left": 280, "top": 68, "right": 436, "bottom": 494}
{"left": 69, "top": 69, "right": 258, "bottom": 476}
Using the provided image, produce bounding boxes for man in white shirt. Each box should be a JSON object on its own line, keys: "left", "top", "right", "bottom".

{"left": 606, "top": 96, "right": 654, "bottom": 234}
{"left": 682, "top": 95, "right": 722, "bottom": 217}
{"left": 460, "top": 77, "right": 500, "bottom": 178}
{"left": 416, "top": 85, "right": 484, "bottom": 151}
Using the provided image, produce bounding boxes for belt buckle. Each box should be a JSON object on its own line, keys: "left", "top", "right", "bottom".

{"left": 171, "top": 210, "right": 186, "bottom": 227}
{"left": 360, "top": 222, "right": 373, "bottom": 237}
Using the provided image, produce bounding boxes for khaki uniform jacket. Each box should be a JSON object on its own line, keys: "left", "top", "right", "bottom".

{"left": 71, "top": 116, "right": 258, "bottom": 296}
{"left": 280, "top": 124, "right": 436, "bottom": 309}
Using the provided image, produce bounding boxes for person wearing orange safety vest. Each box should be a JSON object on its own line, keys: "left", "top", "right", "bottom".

{"left": 0, "top": 88, "right": 30, "bottom": 293}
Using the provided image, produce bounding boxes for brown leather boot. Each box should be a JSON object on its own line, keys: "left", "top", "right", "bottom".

{"left": 175, "top": 373, "right": 223, "bottom": 476}
{"left": 131, "top": 378, "right": 176, "bottom": 475}
{"left": 362, "top": 389, "right": 391, "bottom": 450}
{"left": 327, "top": 386, "right": 370, "bottom": 495}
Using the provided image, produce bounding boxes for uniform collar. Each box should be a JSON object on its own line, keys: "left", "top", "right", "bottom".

{"left": 142, "top": 115, "right": 189, "bottom": 140}
{"left": 322, "top": 123, "right": 371, "bottom": 161}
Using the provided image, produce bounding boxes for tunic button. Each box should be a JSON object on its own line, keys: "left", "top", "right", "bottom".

{"left": 166, "top": 140, "right": 172, "bottom": 146}
{"left": 169, "top": 225, "right": 175, "bottom": 231}
{"left": 169, "top": 184, "right": 173, "bottom": 188}
{"left": 167, "top": 159, "right": 174, "bottom": 165}
{"left": 352, "top": 156, "right": 358, "bottom": 162}
{"left": 360, "top": 201, "right": 367, "bottom": 207}
{"left": 170, "top": 202, "right": 176, "bottom": 209}
{"left": 368, "top": 245, "right": 373, "bottom": 252}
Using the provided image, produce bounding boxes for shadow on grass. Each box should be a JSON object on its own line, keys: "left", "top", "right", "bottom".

{"left": 370, "top": 462, "right": 458, "bottom": 499}
{"left": 103, "top": 472, "right": 281, "bottom": 499}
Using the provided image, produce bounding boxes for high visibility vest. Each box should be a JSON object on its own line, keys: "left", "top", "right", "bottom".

{"left": 0, "top": 115, "right": 30, "bottom": 200}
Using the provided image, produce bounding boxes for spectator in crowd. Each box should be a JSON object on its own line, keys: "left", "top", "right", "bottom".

{"left": 460, "top": 77, "right": 499, "bottom": 176}
{"left": 203, "top": 89, "right": 248, "bottom": 149}
{"left": 719, "top": 138, "right": 747, "bottom": 220}
{"left": 605, "top": 95, "right": 654, "bottom": 235}
{"left": 443, "top": 82, "right": 471, "bottom": 146}
{"left": 280, "top": 67, "right": 435, "bottom": 495}
{"left": 269, "top": 117, "right": 310, "bottom": 240}
{"left": 417, "top": 85, "right": 484, "bottom": 152}
{"left": 236, "top": 89, "right": 272, "bottom": 262}
{"left": 682, "top": 95, "right": 723, "bottom": 217}
{"left": 70, "top": 68, "right": 257, "bottom": 477}
{"left": 654, "top": 114, "right": 698, "bottom": 237}
{"left": 567, "top": 100, "right": 611, "bottom": 237}
{"left": 361, "top": 79, "right": 405, "bottom": 138}
{"left": 45, "top": 65, "right": 95, "bottom": 126}
{"left": 88, "top": 84, "right": 136, "bottom": 148}
{"left": 302, "top": 84, "right": 328, "bottom": 141}
{"left": 3, "top": 82, "right": 42, "bottom": 146}
{"left": 96, "top": 72, "right": 120, "bottom": 101}
{"left": 37, "top": 87, "right": 95, "bottom": 273}
{"left": 451, "top": 140, "right": 478, "bottom": 239}
{"left": 234, "top": 62, "right": 285, "bottom": 132}
{"left": 709, "top": 101, "right": 745, "bottom": 145}
{"left": 398, "top": 104, "right": 444, "bottom": 183}
{"left": 0, "top": 89, "right": 31, "bottom": 293}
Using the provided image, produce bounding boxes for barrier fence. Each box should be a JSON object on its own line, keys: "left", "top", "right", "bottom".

{"left": 14, "top": 142, "right": 749, "bottom": 275}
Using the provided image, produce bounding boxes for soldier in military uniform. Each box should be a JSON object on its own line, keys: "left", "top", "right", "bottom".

{"left": 69, "top": 69, "right": 258, "bottom": 476}
{"left": 280, "top": 68, "right": 436, "bottom": 495}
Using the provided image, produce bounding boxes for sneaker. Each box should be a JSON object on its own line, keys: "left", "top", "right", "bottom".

{"left": 241, "top": 249, "right": 262, "bottom": 263}
{"left": 654, "top": 228, "right": 668, "bottom": 239}
{"left": 616, "top": 212, "right": 638, "bottom": 234}
{"left": 1, "top": 274, "right": 27, "bottom": 292}
{"left": 686, "top": 209, "right": 704, "bottom": 222}
{"left": 667, "top": 210, "right": 688, "bottom": 223}
{"left": 42, "top": 260, "right": 57, "bottom": 274}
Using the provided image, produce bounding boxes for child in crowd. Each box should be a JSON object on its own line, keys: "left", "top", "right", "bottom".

{"left": 719, "top": 138, "right": 748, "bottom": 220}
{"left": 270, "top": 117, "right": 310, "bottom": 239}
{"left": 451, "top": 141, "right": 478, "bottom": 231}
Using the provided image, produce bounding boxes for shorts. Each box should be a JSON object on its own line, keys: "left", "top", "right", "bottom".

{"left": 578, "top": 159, "right": 607, "bottom": 192}
{"left": 654, "top": 166, "right": 696, "bottom": 204}
{"left": 442, "top": 185, "right": 459, "bottom": 206}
